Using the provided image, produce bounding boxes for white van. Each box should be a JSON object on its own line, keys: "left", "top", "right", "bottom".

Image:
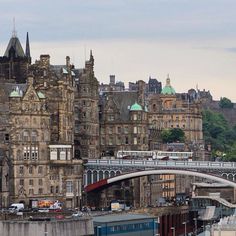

{"left": 8, "top": 203, "right": 24, "bottom": 213}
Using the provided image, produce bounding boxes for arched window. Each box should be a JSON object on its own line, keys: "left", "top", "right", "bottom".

{"left": 110, "top": 171, "right": 115, "bottom": 178}
{"left": 105, "top": 171, "right": 109, "bottom": 179}
{"left": 99, "top": 171, "right": 103, "bottom": 180}
{"left": 93, "top": 171, "right": 98, "bottom": 183}
{"left": 87, "top": 170, "right": 92, "bottom": 185}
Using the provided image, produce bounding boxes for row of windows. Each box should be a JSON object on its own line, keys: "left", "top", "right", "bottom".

{"left": 23, "top": 146, "right": 38, "bottom": 160}
{"left": 102, "top": 126, "right": 146, "bottom": 135}
{"left": 28, "top": 188, "right": 44, "bottom": 195}
{"left": 20, "top": 184, "right": 60, "bottom": 195}
{"left": 20, "top": 179, "right": 43, "bottom": 186}
{"left": 18, "top": 117, "right": 48, "bottom": 127}
{"left": 96, "top": 222, "right": 154, "bottom": 235}
{"left": 15, "top": 131, "right": 49, "bottom": 142}
{"left": 101, "top": 136, "right": 147, "bottom": 146}
{"left": 132, "top": 114, "right": 143, "bottom": 121}
{"left": 50, "top": 149, "right": 71, "bottom": 161}
{"left": 19, "top": 166, "right": 43, "bottom": 175}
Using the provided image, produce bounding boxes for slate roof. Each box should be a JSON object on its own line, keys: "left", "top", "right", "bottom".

{"left": 4, "top": 36, "right": 25, "bottom": 58}
{"left": 93, "top": 213, "right": 154, "bottom": 223}
{"left": 101, "top": 91, "right": 138, "bottom": 121}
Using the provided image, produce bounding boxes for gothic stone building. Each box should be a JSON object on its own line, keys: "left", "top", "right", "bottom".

{"left": 74, "top": 51, "right": 100, "bottom": 159}
{"left": 0, "top": 33, "right": 83, "bottom": 208}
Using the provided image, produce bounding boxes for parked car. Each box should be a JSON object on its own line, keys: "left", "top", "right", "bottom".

{"left": 8, "top": 203, "right": 24, "bottom": 213}
{"left": 38, "top": 208, "right": 49, "bottom": 213}
{"left": 72, "top": 211, "right": 83, "bottom": 218}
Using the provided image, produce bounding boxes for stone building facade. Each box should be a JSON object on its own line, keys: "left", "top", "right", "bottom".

{"left": 74, "top": 51, "right": 100, "bottom": 159}
{"left": 0, "top": 31, "right": 204, "bottom": 209}
{"left": 148, "top": 76, "right": 203, "bottom": 150}
{"left": 0, "top": 33, "right": 83, "bottom": 208}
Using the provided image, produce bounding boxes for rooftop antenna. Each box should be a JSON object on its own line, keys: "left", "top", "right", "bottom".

{"left": 12, "top": 17, "right": 17, "bottom": 37}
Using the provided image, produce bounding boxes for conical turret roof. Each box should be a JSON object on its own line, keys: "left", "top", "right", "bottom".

{"left": 4, "top": 36, "right": 25, "bottom": 58}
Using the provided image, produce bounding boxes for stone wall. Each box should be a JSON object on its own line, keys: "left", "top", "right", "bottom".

{"left": 0, "top": 218, "right": 94, "bottom": 236}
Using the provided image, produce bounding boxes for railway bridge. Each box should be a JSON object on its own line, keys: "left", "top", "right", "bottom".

{"left": 83, "top": 159, "right": 236, "bottom": 192}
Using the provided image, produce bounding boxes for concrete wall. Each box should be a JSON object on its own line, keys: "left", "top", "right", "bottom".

{"left": 0, "top": 218, "right": 94, "bottom": 236}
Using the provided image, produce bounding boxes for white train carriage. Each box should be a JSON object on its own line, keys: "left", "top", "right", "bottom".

{"left": 116, "top": 150, "right": 193, "bottom": 160}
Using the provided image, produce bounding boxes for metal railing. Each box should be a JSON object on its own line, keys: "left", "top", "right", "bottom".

{"left": 85, "top": 159, "right": 236, "bottom": 170}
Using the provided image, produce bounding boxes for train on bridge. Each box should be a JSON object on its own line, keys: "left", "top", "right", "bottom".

{"left": 116, "top": 150, "right": 193, "bottom": 160}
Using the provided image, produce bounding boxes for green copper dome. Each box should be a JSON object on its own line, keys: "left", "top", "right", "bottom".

{"left": 37, "top": 91, "right": 45, "bottom": 99}
{"left": 161, "top": 76, "right": 176, "bottom": 95}
{"left": 130, "top": 102, "right": 142, "bottom": 111}
{"left": 9, "top": 90, "right": 21, "bottom": 97}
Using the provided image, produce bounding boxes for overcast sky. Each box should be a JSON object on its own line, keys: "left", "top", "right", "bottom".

{"left": 1, "top": 0, "right": 236, "bottom": 101}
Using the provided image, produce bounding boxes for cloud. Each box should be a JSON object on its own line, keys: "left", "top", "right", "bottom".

{"left": 224, "top": 48, "right": 236, "bottom": 53}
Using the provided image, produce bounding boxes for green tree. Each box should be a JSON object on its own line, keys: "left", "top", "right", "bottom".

{"left": 202, "top": 109, "right": 236, "bottom": 161}
{"left": 219, "top": 97, "right": 234, "bottom": 109}
{"left": 161, "top": 129, "right": 172, "bottom": 143}
{"left": 161, "top": 128, "right": 185, "bottom": 143}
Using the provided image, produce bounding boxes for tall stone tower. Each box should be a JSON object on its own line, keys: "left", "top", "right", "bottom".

{"left": 0, "top": 32, "right": 31, "bottom": 83}
{"left": 75, "top": 51, "right": 100, "bottom": 159}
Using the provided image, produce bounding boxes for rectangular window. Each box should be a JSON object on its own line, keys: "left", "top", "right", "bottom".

{"left": 5, "top": 134, "right": 9, "bottom": 142}
{"left": 29, "top": 179, "right": 33, "bottom": 185}
{"left": 117, "top": 127, "right": 121, "bottom": 133}
{"left": 38, "top": 179, "right": 43, "bottom": 186}
{"left": 38, "top": 166, "right": 43, "bottom": 174}
{"left": 117, "top": 136, "right": 121, "bottom": 145}
{"left": 109, "top": 127, "right": 113, "bottom": 134}
{"left": 125, "top": 137, "right": 129, "bottom": 145}
{"left": 31, "top": 131, "right": 37, "bottom": 142}
{"left": 124, "top": 126, "right": 129, "bottom": 134}
{"left": 38, "top": 188, "right": 43, "bottom": 194}
{"left": 134, "top": 137, "right": 137, "bottom": 145}
{"left": 66, "top": 181, "right": 73, "bottom": 193}
{"left": 31, "top": 146, "right": 38, "bottom": 160}
{"left": 50, "top": 149, "right": 57, "bottom": 160}
{"left": 19, "top": 179, "right": 24, "bottom": 186}
{"left": 29, "top": 189, "right": 34, "bottom": 195}
{"left": 109, "top": 137, "right": 113, "bottom": 145}
{"left": 60, "top": 150, "right": 66, "bottom": 160}
{"left": 19, "top": 166, "right": 24, "bottom": 175}
{"left": 23, "top": 147, "right": 27, "bottom": 160}
{"left": 29, "top": 166, "right": 33, "bottom": 174}
{"left": 133, "top": 126, "right": 137, "bottom": 134}
{"left": 67, "top": 150, "right": 71, "bottom": 160}
{"left": 50, "top": 186, "right": 54, "bottom": 194}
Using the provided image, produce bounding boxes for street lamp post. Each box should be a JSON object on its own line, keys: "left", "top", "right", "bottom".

{"left": 183, "top": 222, "right": 187, "bottom": 236}
{"left": 171, "top": 227, "right": 175, "bottom": 236}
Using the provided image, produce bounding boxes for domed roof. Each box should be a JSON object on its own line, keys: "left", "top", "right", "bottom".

{"left": 9, "top": 90, "right": 21, "bottom": 97}
{"left": 161, "top": 75, "right": 176, "bottom": 95}
{"left": 130, "top": 102, "right": 142, "bottom": 111}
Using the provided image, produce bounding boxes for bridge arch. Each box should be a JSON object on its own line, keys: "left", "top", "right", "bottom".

{"left": 85, "top": 169, "right": 236, "bottom": 192}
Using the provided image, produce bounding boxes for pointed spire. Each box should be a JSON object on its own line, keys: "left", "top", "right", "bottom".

{"left": 25, "top": 32, "right": 31, "bottom": 63}
{"left": 90, "top": 50, "right": 94, "bottom": 63}
{"left": 12, "top": 17, "right": 17, "bottom": 38}
{"left": 166, "top": 74, "right": 171, "bottom": 86}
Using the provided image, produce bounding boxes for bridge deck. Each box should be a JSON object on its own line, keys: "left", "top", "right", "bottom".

{"left": 85, "top": 159, "right": 236, "bottom": 170}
